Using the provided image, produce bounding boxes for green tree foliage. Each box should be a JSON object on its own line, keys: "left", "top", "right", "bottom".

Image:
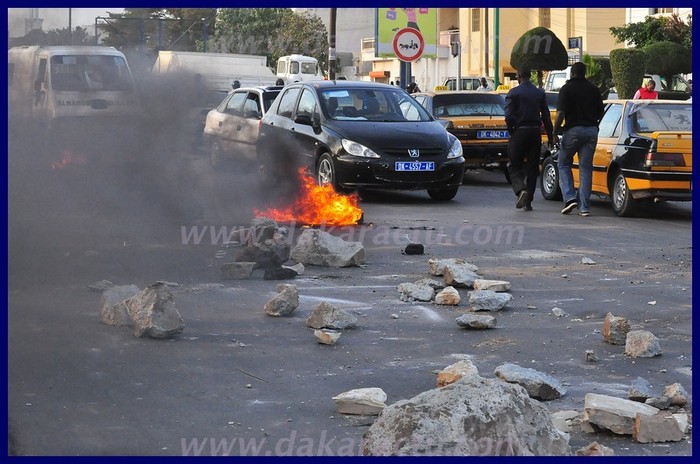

{"left": 582, "top": 54, "right": 614, "bottom": 98}
{"left": 9, "top": 26, "right": 91, "bottom": 47}
{"left": 610, "top": 14, "right": 692, "bottom": 49}
{"left": 609, "top": 48, "right": 646, "bottom": 99}
{"left": 98, "top": 8, "right": 215, "bottom": 53}
{"left": 510, "top": 27, "right": 568, "bottom": 87}
{"left": 643, "top": 41, "right": 692, "bottom": 81}
{"left": 212, "top": 8, "right": 328, "bottom": 72}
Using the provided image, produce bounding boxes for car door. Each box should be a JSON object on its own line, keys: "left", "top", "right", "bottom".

{"left": 236, "top": 91, "right": 264, "bottom": 161}
{"left": 216, "top": 90, "right": 247, "bottom": 155}
{"left": 260, "top": 86, "right": 301, "bottom": 164}
{"left": 591, "top": 102, "right": 624, "bottom": 194}
{"left": 290, "top": 87, "right": 322, "bottom": 168}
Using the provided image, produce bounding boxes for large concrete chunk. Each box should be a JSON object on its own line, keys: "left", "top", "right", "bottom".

{"left": 494, "top": 363, "right": 566, "bottom": 400}
{"left": 625, "top": 330, "right": 662, "bottom": 357}
{"left": 455, "top": 313, "right": 497, "bottom": 329}
{"left": 443, "top": 264, "right": 481, "bottom": 288}
{"left": 125, "top": 283, "right": 184, "bottom": 339}
{"left": 469, "top": 290, "right": 513, "bottom": 311}
{"left": 290, "top": 229, "right": 365, "bottom": 267}
{"left": 363, "top": 376, "right": 571, "bottom": 456}
{"left": 435, "top": 286, "right": 460, "bottom": 305}
{"left": 397, "top": 282, "right": 434, "bottom": 302}
{"left": 332, "top": 387, "right": 387, "bottom": 415}
{"left": 582, "top": 393, "right": 660, "bottom": 435}
{"left": 306, "top": 302, "right": 357, "bottom": 330}
{"left": 602, "top": 312, "right": 629, "bottom": 345}
{"left": 99, "top": 284, "right": 140, "bottom": 327}
{"left": 428, "top": 258, "right": 478, "bottom": 276}
{"left": 473, "top": 279, "right": 511, "bottom": 292}
{"left": 633, "top": 412, "right": 685, "bottom": 443}
{"left": 264, "top": 284, "right": 299, "bottom": 317}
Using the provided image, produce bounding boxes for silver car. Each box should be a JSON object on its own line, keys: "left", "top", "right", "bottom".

{"left": 203, "top": 85, "right": 282, "bottom": 167}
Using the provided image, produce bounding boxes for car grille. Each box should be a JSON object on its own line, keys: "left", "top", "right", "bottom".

{"left": 381, "top": 148, "right": 445, "bottom": 158}
{"left": 375, "top": 171, "right": 455, "bottom": 183}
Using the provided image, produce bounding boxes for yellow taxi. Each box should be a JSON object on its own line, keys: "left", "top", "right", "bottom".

{"left": 540, "top": 99, "right": 692, "bottom": 216}
{"left": 413, "top": 90, "right": 510, "bottom": 182}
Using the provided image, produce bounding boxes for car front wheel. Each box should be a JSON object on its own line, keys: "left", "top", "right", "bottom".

{"left": 611, "top": 171, "right": 637, "bottom": 217}
{"left": 427, "top": 186, "right": 459, "bottom": 201}
{"left": 540, "top": 156, "right": 562, "bottom": 201}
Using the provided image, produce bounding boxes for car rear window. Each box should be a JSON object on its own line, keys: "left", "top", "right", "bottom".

{"left": 631, "top": 103, "right": 692, "bottom": 132}
{"left": 432, "top": 93, "right": 505, "bottom": 117}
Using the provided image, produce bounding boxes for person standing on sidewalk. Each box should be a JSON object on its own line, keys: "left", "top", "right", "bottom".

{"left": 504, "top": 66, "right": 553, "bottom": 211}
{"left": 553, "top": 62, "right": 605, "bottom": 216}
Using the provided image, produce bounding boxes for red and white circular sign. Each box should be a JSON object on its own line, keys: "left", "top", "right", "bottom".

{"left": 392, "top": 27, "right": 425, "bottom": 62}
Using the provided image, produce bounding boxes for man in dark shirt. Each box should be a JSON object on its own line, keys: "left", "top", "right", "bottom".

{"left": 553, "top": 61, "right": 605, "bottom": 216}
{"left": 505, "top": 66, "right": 553, "bottom": 211}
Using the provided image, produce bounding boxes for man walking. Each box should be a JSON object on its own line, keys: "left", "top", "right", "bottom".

{"left": 504, "top": 66, "right": 553, "bottom": 211}
{"left": 553, "top": 62, "right": 605, "bottom": 216}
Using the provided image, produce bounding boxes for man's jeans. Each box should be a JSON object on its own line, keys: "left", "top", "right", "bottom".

{"left": 557, "top": 126, "right": 599, "bottom": 212}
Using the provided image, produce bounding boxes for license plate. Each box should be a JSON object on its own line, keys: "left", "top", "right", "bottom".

{"left": 477, "top": 130, "right": 509, "bottom": 139}
{"left": 395, "top": 161, "right": 435, "bottom": 172}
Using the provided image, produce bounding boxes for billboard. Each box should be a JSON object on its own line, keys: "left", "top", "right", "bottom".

{"left": 375, "top": 8, "right": 437, "bottom": 59}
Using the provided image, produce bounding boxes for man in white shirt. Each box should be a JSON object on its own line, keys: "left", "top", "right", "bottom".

{"left": 476, "top": 77, "right": 494, "bottom": 92}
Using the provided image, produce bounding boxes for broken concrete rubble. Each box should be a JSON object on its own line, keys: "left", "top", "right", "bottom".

{"left": 99, "top": 284, "right": 141, "bottom": 327}
{"left": 125, "top": 283, "right": 184, "bottom": 339}
{"left": 397, "top": 282, "right": 434, "bottom": 302}
{"left": 455, "top": 313, "right": 496, "bottom": 329}
{"left": 472, "top": 279, "right": 511, "bottom": 292}
{"left": 434, "top": 286, "right": 460, "bottom": 305}
{"left": 645, "top": 395, "right": 672, "bottom": 409}
{"left": 332, "top": 387, "right": 387, "bottom": 415}
{"left": 581, "top": 393, "right": 659, "bottom": 435}
{"left": 262, "top": 267, "right": 297, "bottom": 280}
{"left": 290, "top": 228, "right": 365, "bottom": 267}
{"left": 305, "top": 301, "right": 357, "bottom": 330}
{"left": 428, "top": 258, "right": 478, "bottom": 276}
{"left": 602, "top": 312, "right": 629, "bottom": 345}
{"left": 624, "top": 330, "right": 662, "bottom": 357}
{"left": 443, "top": 263, "right": 481, "bottom": 288}
{"left": 403, "top": 243, "right": 424, "bottom": 255}
{"left": 664, "top": 383, "right": 689, "bottom": 406}
{"left": 220, "top": 262, "right": 255, "bottom": 279}
{"left": 628, "top": 377, "right": 654, "bottom": 402}
{"left": 264, "top": 284, "right": 299, "bottom": 317}
{"left": 633, "top": 412, "right": 685, "bottom": 443}
{"left": 362, "top": 375, "right": 571, "bottom": 456}
{"left": 468, "top": 290, "right": 513, "bottom": 311}
{"left": 436, "top": 359, "right": 479, "bottom": 387}
{"left": 575, "top": 442, "right": 614, "bottom": 456}
{"left": 314, "top": 329, "right": 341, "bottom": 345}
{"left": 494, "top": 363, "right": 566, "bottom": 400}
{"left": 551, "top": 410, "right": 580, "bottom": 434}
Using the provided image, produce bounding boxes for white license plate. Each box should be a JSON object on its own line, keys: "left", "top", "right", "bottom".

{"left": 395, "top": 161, "right": 435, "bottom": 172}
{"left": 477, "top": 130, "right": 509, "bottom": 139}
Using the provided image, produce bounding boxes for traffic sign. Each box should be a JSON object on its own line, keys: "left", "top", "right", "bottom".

{"left": 392, "top": 27, "right": 425, "bottom": 62}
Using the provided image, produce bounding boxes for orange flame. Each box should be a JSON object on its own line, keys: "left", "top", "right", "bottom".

{"left": 51, "top": 150, "right": 86, "bottom": 170}
{"left": 255, "top": 168, "right": 363, "bottom": 226}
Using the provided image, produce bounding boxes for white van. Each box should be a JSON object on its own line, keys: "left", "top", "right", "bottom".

{"left": 275, "top": 54, "right": 325, "bottom": 84}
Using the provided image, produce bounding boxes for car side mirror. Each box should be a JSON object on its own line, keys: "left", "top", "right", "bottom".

{"left": 294, "top": 114, "right": 313, "bottom": 126}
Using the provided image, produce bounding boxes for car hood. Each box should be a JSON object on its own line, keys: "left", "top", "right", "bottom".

{"left": 328, "top": 120, "right": 451, "bottom": 149}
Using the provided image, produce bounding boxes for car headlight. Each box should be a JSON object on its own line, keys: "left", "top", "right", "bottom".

{"left": 341, "top": 139, "right": 380, "bottom": 158}
{"left": 447, "top": 136, "right": 463, "bottom": 159}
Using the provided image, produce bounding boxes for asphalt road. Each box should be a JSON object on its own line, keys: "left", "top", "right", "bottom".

{"left": 7, "top": 145, "right": 693, "bottom": 456}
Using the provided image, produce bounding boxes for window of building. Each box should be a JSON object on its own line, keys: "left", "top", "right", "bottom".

{"left": 471, "top": 9, "right": 481, "bottom": 32}
{"left": 540, "top": 8, "right": 551, "bottom": 28}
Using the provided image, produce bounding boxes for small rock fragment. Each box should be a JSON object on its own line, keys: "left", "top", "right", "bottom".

{"left": 332, "top": 388, "right": 387, "bottom": 415}
{"left": 314, "top": 329, "right": 341, "bottom": 345}
{"left": 403, "top": 243, "right": 424, "bottom": 255}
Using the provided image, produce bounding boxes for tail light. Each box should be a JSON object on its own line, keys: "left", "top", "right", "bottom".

{"left": 644, "top": 150, "right": 686, "bottom": 167}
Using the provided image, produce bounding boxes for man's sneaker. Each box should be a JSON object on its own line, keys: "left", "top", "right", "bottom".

{"left": 578, "top": 211, "right": 591, "bottom": 217}
{"left": 561, "top": 199, "right": 577, "bottom": 214}
{"left": 516, "top": 190, "right": 531, "bottom": 209}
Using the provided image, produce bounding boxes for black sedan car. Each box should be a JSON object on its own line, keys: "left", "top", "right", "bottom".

{"left": 256, "top": 80, "right": 465, "bottom": 200}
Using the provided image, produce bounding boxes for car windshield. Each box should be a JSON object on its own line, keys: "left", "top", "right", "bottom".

{"left": 432, "top": 93, "right": 505, "bottom": 117}
{"left": 320, "top": 88, "right": 432, "bottom": 122}
{"left": 630, "top": 103, "right": 692, "bottom": 132}
{"left": 50, "top": 54, "right": 133, "bottom": 91}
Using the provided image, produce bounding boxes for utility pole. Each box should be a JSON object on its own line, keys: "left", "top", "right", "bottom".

{"left": 68, "top": 8, "right": 72, "bottom": 45}
{"left": 494, "top": 8, "right": 500, "bottom": 88}
{"left": 484, "top": 9, "right": 489, "bottom": 77}
{"left": 328, "top": 8, "right": 337, "bottom": 80}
